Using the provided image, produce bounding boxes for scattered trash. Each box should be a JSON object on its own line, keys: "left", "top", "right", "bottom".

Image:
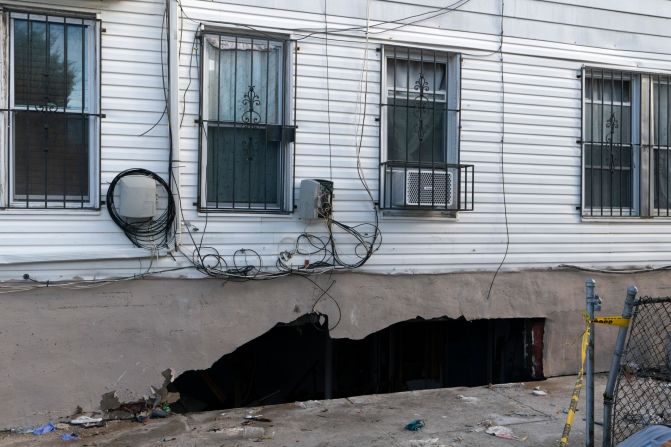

{"left": 405, "top": 419, "right": 425, "bottom": 431}
{"left": 12, "top": 426, "right": 35, "bottom": 434}
{"left": 70, "top": 415, "right": 104, "bottom": 427}
{"left": 161, "top": 437, "right": 177, "bottom": 442}
{"left": 456, "top": 395, "right": 479, "bottom": 402}
{"left": 61, "top": 433, "right": 79, "bottom": 441}
{"left": 532, "top": 386, "right": 547, "bottom": 396}
{"left": 151, "top": 408, "right": 168, "bottom": 419}
{"left": 244, "top": 415, "right": 272, "bottom": 422}
{"left": 485, "top": 425, "right": 527, "bottom": 441}
{"left": 32, "top": 422, "right": 56, "bottom": 435}
{"left": 408, "top": 438, "right": 445, "bottom": 447}
{"left": 295, "top": 400, "right": 321, "bottom": 409}
{"left": 209, "top": 426, "right": 267, "bottom": 439}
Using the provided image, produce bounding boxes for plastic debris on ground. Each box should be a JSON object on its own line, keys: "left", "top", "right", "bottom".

{"left": 70, "top": 415, "right": 104, "bottom": 427}
{"left": 244, "top": 414, "right": 272, "bottom": 422}
{"left": 405, "top": 419, "right": 426, "bottom": 431}
{"left": 485, "top": 425, "right": 527, "bottom": 441}
{"left": 31, "top": 422, "right": 56, "bottom": 435}
{"left": 532, "top": 386, "right": 547, "bottom": 396}
{"left": 61, "top": 433, "right": 79, "bottom": 441}
{"left": 456, "top": 395, "right": 479, "bottom": 403}
{"left": 151, "top": 408, "right": 168, "bottom": 419}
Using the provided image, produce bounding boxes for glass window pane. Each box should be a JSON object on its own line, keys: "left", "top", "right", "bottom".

{"left": 206, "top": 126, "right": 279, "bottom": 206}
{"left": 207, "top": 35, "right": 283, "bottom": 124}
{"left": 14, "top": 111, "right": 90, "bottom": 200}
{"left": 387, "top": 99, "right": 446, "bottom": 163}
{"left": 14, "top": 19, "right": 86, "bottom": 110}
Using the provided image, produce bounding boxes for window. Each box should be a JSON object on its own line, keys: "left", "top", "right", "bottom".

{"left": 582, "top": 68, "right": 671, "bottom": 217}
{"left": 380, "top": 47, "right": 473, "bottom": 212}
{"left": 199, "top": 32, "right": 294, "bottom": 212}
{"left": 6, "top": 11, "right": 100, "bottom": 209}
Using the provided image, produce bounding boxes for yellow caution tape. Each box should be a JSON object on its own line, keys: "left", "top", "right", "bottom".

{"left": 560, "top": 313, "right": 630, "bottom": 446}
{"left": 592, "top": 316, "right": 630, "bottom": 328}
{"left": 559, "top": 325, "right": 589, "bottom": 447}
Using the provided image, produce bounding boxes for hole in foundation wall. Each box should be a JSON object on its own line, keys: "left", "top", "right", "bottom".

{"left": 169, "top": 315, "right": 544, "bottom": 412}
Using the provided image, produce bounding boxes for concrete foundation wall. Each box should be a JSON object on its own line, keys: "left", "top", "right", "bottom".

{"left": 0, "top": 269, "right": 663, "bottom": 428}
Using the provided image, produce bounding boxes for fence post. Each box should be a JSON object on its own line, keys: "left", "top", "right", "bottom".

{"left": 601, "top": 285, "right": 637, "bottom": 447}
{"left": 585, "top": 278, "right": 600, "bottom": 447}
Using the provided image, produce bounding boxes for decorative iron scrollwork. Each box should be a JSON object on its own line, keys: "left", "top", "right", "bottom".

{"left": 414, "top": 74, "right": 430, "bottom": 142}
{"left": 241, "top": 85, "right": 261, "bottom": 126}
{"left": 606, "top": 111, "right": 619, "bottom": 172}
{"left": 32, "top": 102, "right": 59, "bottom": 113}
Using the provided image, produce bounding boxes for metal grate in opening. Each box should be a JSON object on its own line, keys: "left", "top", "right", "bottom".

{"left": 407, "top": 170, "right": 450, "bottom": 206}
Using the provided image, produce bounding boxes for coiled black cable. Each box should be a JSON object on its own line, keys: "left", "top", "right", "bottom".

{"left": 106, "top": 168, "right": 176, "bottom": 249}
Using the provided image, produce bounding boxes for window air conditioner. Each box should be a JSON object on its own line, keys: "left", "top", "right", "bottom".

{"left": 391, "top": 168, "right": 455, "bottom": 208}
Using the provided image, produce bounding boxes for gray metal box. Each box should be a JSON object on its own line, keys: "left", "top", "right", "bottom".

{"left": 117, "top": 175, "right": 157, "bottom": 219}
{"left": 298, "top": 179, "right": 333, "bottom": 220}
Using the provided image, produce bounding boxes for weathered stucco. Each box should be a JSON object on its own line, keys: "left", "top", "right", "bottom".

{"left": 0, "top": 269, "right": 663, "bottom": 428}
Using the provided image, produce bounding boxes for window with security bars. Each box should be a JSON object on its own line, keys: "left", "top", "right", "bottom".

{"left": 583, "top": 69, "right": 636, "bottom": 216}
{"left": 7, "top": 11, "right": 100, "bottom": 209}
{"left": 199, "top": 32, "right": 294, "bottom": 212}
{"left": 582, "top": 68, "right": 671, "bottom": 218}
{"left": 380, "top": 47, "right": 473, "bottom": 212}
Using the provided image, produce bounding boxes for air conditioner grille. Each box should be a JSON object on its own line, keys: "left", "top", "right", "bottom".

{"left": 407, "top": 170, "right": 451, "bottom": 206}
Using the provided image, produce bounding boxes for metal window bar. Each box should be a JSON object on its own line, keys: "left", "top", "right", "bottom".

{"left": 583, "top": 68, "right": 634, "bottom": 217}
{"left": 381, "top": 48, "right": 473, "bottom": 211}
{"left": 4, "top": 11, "right": 100, "bottom": 209}
{"left": 199, "top": 32, "right": 295, "bottom": 213}
{"left": 652, "top": 75, "right": 671, "bottom": 216}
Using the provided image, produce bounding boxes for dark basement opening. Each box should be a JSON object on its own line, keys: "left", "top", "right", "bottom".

{"left": 169, "top": 315, "right": 545, "bottom": 413}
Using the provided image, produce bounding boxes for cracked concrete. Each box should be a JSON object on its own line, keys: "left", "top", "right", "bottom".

{"left": 0, "top": 375, "right": 606, "bottom": 447}
{"left": 0, "top": 269, "right": 656, "bottom": 427}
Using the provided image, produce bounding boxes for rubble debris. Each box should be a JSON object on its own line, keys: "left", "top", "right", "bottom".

{"left": 61, "top": 433, "right": 79, "bottom": 441}
{"left": 244, "top": 414, "right": 272, "bottom": 422}
{"left": 405, "top": 419, "right": 425, "bottom": 431}
{"left": 31, "top": 422, "right": 56, "bottom": 435}
{"left": 100, "top": 391, "right": 122, "bottom": 412}
{"left": 485, "top": 425, "right": 527, "bottom": 441}
{"left": 70, "top": 415, "right": 104, "bottom": 427}
{"left": 295, "top": 400, "right": 322, "bottom": 409}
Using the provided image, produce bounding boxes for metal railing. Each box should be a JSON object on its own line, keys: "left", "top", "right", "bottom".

{"left": 380, "top": 161, "right": 474, "bottom": 211}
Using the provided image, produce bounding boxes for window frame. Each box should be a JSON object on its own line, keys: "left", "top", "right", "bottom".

{"left": 378, "top": 45, "right": 469, "bottom": 214}
{"left": 580, "top": 66, "right": 671, "bottom": 219}
{"left": 3, "top": 8, "right": 101, "bottom": 210}
{"left": 197, "top": 28, "right": 295, "bottom": 214}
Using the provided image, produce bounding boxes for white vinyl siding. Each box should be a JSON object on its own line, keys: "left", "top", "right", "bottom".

{"left": 5, "top": 0, "right": 671, "bottom": 278}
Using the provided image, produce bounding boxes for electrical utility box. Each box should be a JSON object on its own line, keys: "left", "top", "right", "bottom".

{"left": 117, "top": 175, "right": 157, "bottom": 219}
{"left": 298, "top": 179, "right": 334, "bottom": 220}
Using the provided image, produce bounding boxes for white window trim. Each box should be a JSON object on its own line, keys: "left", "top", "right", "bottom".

{"left": 578, "top": 66, "right": 671, "bottom": 219}
{"left": 379, "top": 45, "right": 461, "bottom": 214}
{"left": 198, "top": 30, "right": 294, "bottom": 213}
{"left": 3, "top": 11, "right": 100, "bottom": 210}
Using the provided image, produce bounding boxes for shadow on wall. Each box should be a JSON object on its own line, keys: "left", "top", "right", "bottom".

{"left": 169, "top": 315, "right": 545, "bottom": 412}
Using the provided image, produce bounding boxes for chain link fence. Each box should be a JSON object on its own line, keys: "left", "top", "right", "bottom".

{"left": 610, "top": 296, "right": 671, "bottom": 445}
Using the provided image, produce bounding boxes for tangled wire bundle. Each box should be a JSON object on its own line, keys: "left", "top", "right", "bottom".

{"left": 106, "top": 168, "right": 176, "bottom": 249}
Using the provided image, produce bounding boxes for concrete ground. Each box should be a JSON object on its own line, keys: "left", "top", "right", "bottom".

{"left": 0, "top": 375, "right": 606, "bottom": 447}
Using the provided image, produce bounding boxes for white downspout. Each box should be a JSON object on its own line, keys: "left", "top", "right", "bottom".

{"left": 168, "top": 0, "right": 182, "bottom": 249}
